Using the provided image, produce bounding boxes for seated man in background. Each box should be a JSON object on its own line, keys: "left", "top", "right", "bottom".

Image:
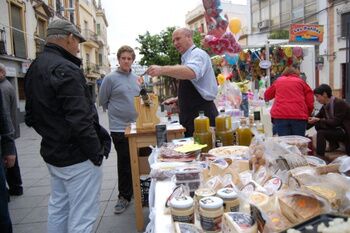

{"left": 308, "top": 84, "right": 350, "bottom": 158}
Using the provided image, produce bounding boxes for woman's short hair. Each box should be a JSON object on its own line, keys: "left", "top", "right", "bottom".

{"left": 117, "top": 45, "right": 135, "bottom": 61}
{"left": 314, "top": 84, "right": 332, "bottom": 97}
{"left": 281, "top": 65, "right": 300, "bottom": 76}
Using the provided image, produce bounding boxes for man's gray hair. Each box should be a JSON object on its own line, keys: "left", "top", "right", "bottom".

{"left": 46, "top": 34, "right": 69, "bottom": 42}
{"left": 0, "top": 63, "right": 6, "bottom": 73}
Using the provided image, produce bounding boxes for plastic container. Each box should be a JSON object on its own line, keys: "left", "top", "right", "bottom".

{"left": 215, "top": 109, "right": 234, "bottom": 146}
{"left": 199, "top": 196, "right": 224, "bottom": 232}
{"left": 193, "top": 111, "right": 213, "bottom": 152}
{"left": 194, "top": 188, "right": 216, "bottom": 221}
{"left": 170, "top": 195, "right": 194, "bottom": 223}
{"left": 216, "top": 188, "right": 240, "bottom": 212}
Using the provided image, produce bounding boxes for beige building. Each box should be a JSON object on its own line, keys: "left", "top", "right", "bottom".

{"left": 0, "top": 0, "right": 110, "bottom": 120}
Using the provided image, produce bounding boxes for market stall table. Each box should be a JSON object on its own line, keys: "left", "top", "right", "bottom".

{"left": 125, "top": 123, "right": 185, "bottom": 232}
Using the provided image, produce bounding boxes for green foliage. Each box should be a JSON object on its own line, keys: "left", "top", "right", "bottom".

{"left": 268, "top": 30, "right": 289, "bottom": 39}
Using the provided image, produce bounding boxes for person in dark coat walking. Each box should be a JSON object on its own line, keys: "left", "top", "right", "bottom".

{"left": 0, "top": 63, "right": 23, "bottom": 196}
{"left": 0, "top": 88, "right": 16, "bottom": 233}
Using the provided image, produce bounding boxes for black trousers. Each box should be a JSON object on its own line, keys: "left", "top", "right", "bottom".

{"left": 0, "top": 159, "right": 12, "bottom": 233}
{"left": 111, "top": 132, "right": 133, "bottom": 201}
{"left": 6, "top": 147, "right": 22, "bottom": 191}
{"left": 316, "top": 127, "right": 346, "bottom": 156}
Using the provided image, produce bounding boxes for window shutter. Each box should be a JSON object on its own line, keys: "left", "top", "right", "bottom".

{"left": 11, "top": 5, "right": 26, "bottom": 58}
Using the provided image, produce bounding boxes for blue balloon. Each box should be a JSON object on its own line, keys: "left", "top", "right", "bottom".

{"left": 224, "top": 53, "right": 239, "bottom": 65}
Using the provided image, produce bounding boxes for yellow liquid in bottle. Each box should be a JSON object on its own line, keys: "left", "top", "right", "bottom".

{"left": 215, "top": 112, "right": 234, "bottom": 146}
{"left": 237, "top": 118, "right": 252, "bottom": 146}
{"left": 193, "top": 112, "right": 212, "bottom": 152}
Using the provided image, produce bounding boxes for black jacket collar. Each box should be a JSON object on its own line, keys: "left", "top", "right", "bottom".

{"left": 44, "top": 43, "right": 82, "bottom": 67}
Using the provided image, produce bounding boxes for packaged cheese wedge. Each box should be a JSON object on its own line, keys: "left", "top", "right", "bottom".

{"left": 222, "top": 212, "right": 258, "bottom": 233}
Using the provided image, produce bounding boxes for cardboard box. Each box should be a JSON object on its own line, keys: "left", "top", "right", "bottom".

{"left": 138, "top": 147, "right": 151, "bottom": 175}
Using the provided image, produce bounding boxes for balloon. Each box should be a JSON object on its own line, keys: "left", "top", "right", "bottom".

{"left": 224, "top": 53, "right": 239, "bottom": 65}
{"left": 217, "top": 73, "right": 226, "bottom": 85}
{"left": 229, "top": 18, "right": 241, "bottom": 34}
{"left": 202, "top": 0, "right": 228, "bottom": 37}
{"left": 293, "top": 47, "right": 303, "bottom": 58}
{"left": 284, "top": 47, "right": 293, "bottom": 58}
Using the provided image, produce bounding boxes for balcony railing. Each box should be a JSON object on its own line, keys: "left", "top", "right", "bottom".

{"left": 84, "top": 62, "right": 100, "bottom": 75}
{"left": 82, "top": 29, "right": 98, "bottom": 43}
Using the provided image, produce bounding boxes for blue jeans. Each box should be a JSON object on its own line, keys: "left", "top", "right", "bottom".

{"left": 46, "top": 160, "right": 102, "bottom": 233}
{"left": 273, "top": 119, "right": 307, "bottom": 136}
{"left": 0, "top": 159, "right": 12, "bottom": 233}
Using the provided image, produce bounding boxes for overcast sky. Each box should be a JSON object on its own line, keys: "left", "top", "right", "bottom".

{"left": 101, "top": 0, "right": 246, "bottom": 60}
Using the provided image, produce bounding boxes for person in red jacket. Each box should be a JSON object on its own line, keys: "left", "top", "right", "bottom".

{"left": 264, "top": 66, "right": 314, "bottom": 136}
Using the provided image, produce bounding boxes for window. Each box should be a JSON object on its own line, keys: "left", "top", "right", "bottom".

{"left": 271, "top": 0, "right": 280, "bottom": 26}
{"left": 10, "top": 3, "right": 26, "bottom": 58}
{"left": 96, "top": 24, "right": 101, "bottom": 35}
{"left": 99, "top": 53, "right": 103, "bottom": 66}
{"left": 36, "top": 18, "right": 46, "bottom": 56}
{"left": 56, "top": 0, "right": 62, "bottom": 15}
{"left": 341, "top": 12, "right": 350, "bottom": 37}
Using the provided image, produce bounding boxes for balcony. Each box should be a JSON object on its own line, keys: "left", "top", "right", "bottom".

{"left": 84, "top": 62, "right": 100, "bottom": 79}
{"left": 82, "top": 29, "right": 99, "bottom": 48}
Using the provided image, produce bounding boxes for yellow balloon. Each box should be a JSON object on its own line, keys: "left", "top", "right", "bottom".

{"left": 229, "top": 18, "right": 241, "bottom": 34}
{"left": 284, "top": 47, "right": 292, "bottom": 58}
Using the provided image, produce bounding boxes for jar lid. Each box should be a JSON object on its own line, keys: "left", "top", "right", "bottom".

{"left": 199, "top": 196, "right": 223, "bottom": 209}
{"left": 170, "top": 195, "right": 193, "bottom": 209}
{"left": 195, "top": 188, "right": 215, "bottom": 197}
{"left": 217, "top": 188, "right": 237, "bottom": 199}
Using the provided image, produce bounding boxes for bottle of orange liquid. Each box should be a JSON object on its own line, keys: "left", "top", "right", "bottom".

{"left": 193, "top": 111, "right": 213, "bottom": 152}
{"left": 236, "top": 117, "right": 252, "bottom": 146}
{"left": 215, "top": 109, "right": 234, "bottom": 146}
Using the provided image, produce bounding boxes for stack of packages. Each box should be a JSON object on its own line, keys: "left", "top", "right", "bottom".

{"left": 151, "top": 136, "right": 350, "bottom": 233}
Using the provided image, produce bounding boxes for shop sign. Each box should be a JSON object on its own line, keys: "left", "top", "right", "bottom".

{"left": 5, "top": 67, "right": 17, "bottom": 77}
{"left": 22, "top": 62, "right": 31, "bottom": 73}
{"left": 289, "top": 24, "right": 324, "bottom": 43}
{"left": 259, "top": 60, "right": 271, "bottom": 69}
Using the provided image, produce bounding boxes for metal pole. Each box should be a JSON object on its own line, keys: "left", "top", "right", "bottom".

{"left": 265, "top": 40, "right": 270, "bottom": 87}
{"left": 346, "top": 22, "right": 350, "bottom": 102}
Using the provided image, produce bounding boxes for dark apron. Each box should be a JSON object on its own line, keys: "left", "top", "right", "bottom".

{"left": 178, "top": 79, "right": 218, "bottom": 137}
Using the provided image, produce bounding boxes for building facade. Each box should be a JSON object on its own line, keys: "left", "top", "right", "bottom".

{"left": 248, "top": 0, "right": 350, "bottom": 99}
{"left": 0, "top": 0, "right": 109, "bottom": 121}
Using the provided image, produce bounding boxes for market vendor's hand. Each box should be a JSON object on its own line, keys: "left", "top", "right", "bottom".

{"left": 308, "top": 117, "right": 320, "bottom": 124}
{"left": 162, "top": 97, "right": 178, "bottom": 105}
{"left": 146, "top": 65, "right": 163, "bottom": 77}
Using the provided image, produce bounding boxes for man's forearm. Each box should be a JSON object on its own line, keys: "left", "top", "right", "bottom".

{"left": 160, "top": 65, "right": 195, "bottom": 80}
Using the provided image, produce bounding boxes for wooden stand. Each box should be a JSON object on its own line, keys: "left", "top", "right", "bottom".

{"left": 125, "top": 125, "right": 185, "bottom": 232}
{"left": 134, "top": 94, "right": 160, "bottom": 132}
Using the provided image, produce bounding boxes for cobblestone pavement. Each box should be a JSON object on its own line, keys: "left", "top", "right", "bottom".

{"left": 9, "top": 106, "right": 149, "bottom": 233}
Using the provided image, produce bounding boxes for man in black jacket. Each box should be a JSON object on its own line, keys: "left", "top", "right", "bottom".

{"left": 24, "top": 19, "right": 111, "bottom": 233}
{"left": 0, "top": 88, "right": 16, "bottom": 233}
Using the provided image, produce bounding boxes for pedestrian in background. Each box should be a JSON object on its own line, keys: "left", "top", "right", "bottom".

{"left": 99, "top": 45, "right": 141, "bottom": 214}
{"left": 24, "top": 19, "right": 111, "bottom": 233}
{"left": 0, "top": 88, "right": 16, "bottom": 233}
{"left": 0, "top": 63, "right": 23, "bottom": 196}
{"left": 147, "top": 28, "right": 218, "bottom": 137}
{"left": 264, "top": 65, "right": 314, "bottom": 136}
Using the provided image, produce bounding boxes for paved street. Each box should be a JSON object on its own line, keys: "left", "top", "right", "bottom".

{"left": 9, "top": 106, "right": 150, "bottom": 233}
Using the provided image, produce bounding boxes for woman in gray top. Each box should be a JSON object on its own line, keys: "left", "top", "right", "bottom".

{"left": 99, "top": 45, "right": 141, "bottom": 214}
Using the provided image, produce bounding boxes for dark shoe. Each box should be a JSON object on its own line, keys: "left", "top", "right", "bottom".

{"left": 114, "top": 197, "right": 129, "bottom": 214}
{"left": 9, "top": 187, "right": 23, "bottom": 196}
